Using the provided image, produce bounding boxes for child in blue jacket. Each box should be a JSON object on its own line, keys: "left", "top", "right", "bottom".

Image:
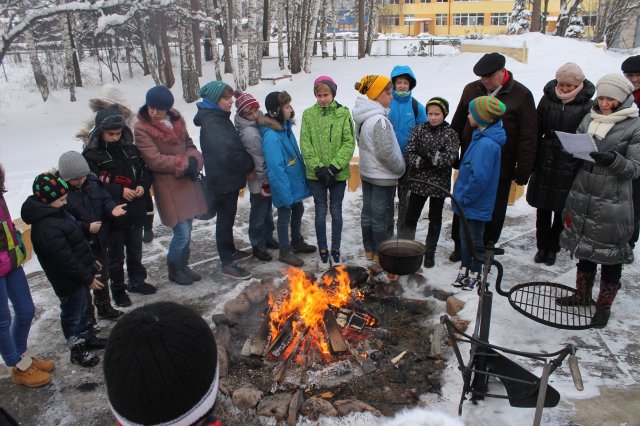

{"left": 452, "top": 96, "right": 506, "bottom": 289}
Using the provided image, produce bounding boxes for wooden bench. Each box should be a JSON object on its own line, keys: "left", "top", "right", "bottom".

{"left": 260, "top": 74, "right": 292, "bottom": 85}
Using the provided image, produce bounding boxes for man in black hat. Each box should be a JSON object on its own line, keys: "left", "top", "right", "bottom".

{"left": 448, "top": 52, "right": 537, "bottom": 261}
{"left": 622, "top": 55, "right": 640, "bottom": 262}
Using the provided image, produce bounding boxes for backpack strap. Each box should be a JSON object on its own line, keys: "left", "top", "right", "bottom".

{"left": 412, "top": 97, "right": 418, "bottom": 120}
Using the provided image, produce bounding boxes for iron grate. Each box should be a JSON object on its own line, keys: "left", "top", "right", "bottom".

{"left": 506, "top": 282, "right": 596, "bottom": 330}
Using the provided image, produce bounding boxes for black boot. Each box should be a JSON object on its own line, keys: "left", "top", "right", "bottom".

{"left": 70, "top": 342, "right": 100, "bottom": 367}
{"left": 96, "top": 300, "right": 124, "bottom": 321}
{"left": 182, "top": 249, "right": 202, "bottom": 281}
{"left": 556, "top": 270, "right": 596, "bottom": 306}
{"left": 591, "top": 280, "right": 621, "bottom": 328}
{"left": 168, "top": 260, "right": 193, "bottom": 286}
{"left": 423, "top": 222, "right": 441, "bottom": 269}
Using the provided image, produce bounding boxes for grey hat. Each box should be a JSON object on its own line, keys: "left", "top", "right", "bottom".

{"left": 58, "top": 151, "right": 90, "bottom": 181}
{"left": 596, "top": 73, "right": 634, "bottom": 103}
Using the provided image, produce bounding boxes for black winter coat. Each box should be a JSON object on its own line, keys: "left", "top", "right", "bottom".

{"left": 82, "top": 136, "right": 152, "bottom": 229}
{"left": 526, "top": 79, "right": 595, "bottom": 211}
{"left": 450, "top": 71, "right": 537, "bottom": 182}
{"left": 65, "top": 174, "right": 118, "bottom": 253}
{"left": 194, "top": 107, "right": 254, "bottom": 194}
{"left": 20, "top": 196, "right": 97, "bottom": 297}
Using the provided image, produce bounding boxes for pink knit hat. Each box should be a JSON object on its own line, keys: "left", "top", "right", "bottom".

{"left": 233, "top": 90, "right": 260, "bottom": 118}
{"left": 314, "top": 76, "right": 337, "bottom": 97}
{"left": 556, "top": 62, "right": 585, "bottom": 86}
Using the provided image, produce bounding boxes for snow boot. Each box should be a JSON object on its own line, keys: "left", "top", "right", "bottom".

{"left": 183, "top": 249, "right": 202, "bottom": 281}
{"left": 556, "top": 270, "right": 596, "bottom": 306}
{"left": 11, "top": 364, "right": 52, "bottom": 388}
{"left": 291, "top": 238, "right": 316, "bottom": 253}
{"left": 278, "top": 248, "right": 304, "bottom": 267}
{"left": 70, "top": 342, "right": 100, "bottom": 367}
{"left": 591, "top": 280, "right": 621, "bottom": 329}
{"left": 96, "top": 300, "right": 124, "bottom": 321}
{"left": 168, "top": 260, "right": 193, "bottom": 286}
{"left": 423, "top": 222, "right": 440, "bottom": 269}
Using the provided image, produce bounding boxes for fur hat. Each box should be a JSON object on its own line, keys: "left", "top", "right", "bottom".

{"left": 145, "top": 85, "right": 174, "bottom": 110}
{"left": 58, "top": 151, "right": 90, "bottom": 181}
{"left": 94, "top": 108, "right": 127, "bottom": 131}
{"left": 426, "top": 97, "right": 449, "bottom": 117}
{"left": 104, "top": 302, "right": 220, "bottom": 426}
{"left": 621, "top": 55, "right": 640, "bottom": 73}
{"left": 473, "top": 53, "right": 506, "bottom": 77}
{"left": 198, "top": 81, "right": 230, "bottom": 103}
{"left": 354, "top": 75, "right": 392, "bottom": 101}
{"left": 556, "top": 62, "right": 585, "bottom": 86}
{"left": 314, "top": 76, "right": 337, "bottom": 97}
{"left": 233, "top": 90, "right": 260, "bottom": 118}
{"left": 265, "top": 91, "right": 293, "bottom": 124}
{"left": 32, "top": 173, "right": 68, "bottom": 204}
{"left": 468, "top": 96, "right": 506, "bottom": 128}
{"left": 596, "top": 73, "right": 634, "bottom": 103}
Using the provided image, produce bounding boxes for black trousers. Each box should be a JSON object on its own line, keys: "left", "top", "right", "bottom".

{"left": 109, "top": 223, "right": 146, "bottom": 291}
{"left": 214, "top": 190, "right": 240, "bottom": 267}
{"left": 630, "top": 178, "right": 640, "bottom": 249}
{"left": 535, "top": 208, "right": 564, "bottom": 252}
{"left": 577, "top": 260, "right": 622, "bottom": 283}
{"left": 400, "top": 193, "right": 445, "bottom": 241}
{"left": 452, "top": 177, "right": 512, "bottom": 249}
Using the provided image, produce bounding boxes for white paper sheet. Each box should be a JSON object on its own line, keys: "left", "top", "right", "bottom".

{"left": 555, "top": 131, "right": 598, "bottom": 162}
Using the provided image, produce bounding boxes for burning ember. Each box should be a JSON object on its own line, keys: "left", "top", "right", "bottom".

{"left": 264, "top": 266, "right": 377, "bottom": 365}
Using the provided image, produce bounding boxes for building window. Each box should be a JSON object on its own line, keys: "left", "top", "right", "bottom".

{"left": 404, "top": 14, "right": 415, "bottom": 25}
{"left": 420, "top": 0, "right": 431, "bottom": 3}
{"left": 436, "top": 0, "right": 448, "bottom": 3}
{"left": 490, "top": 13, "right": 509, "bottom": 26}
{"left": 453, "top": 13, "right": 484, "bottom": 26}
{"left": 581, "top": 12, "right": 597, "bottom": 27}
{"left": 387, "top": 0, "right": 400, "bottom": 5}
{"left": 405, "top": 0, "right": 415, "bottom": 3}
{"left": 436, "top": 14, "right": 448, "bottom": 26}
{"left": 382, "top": 15, "right": 400, "bottom": 26}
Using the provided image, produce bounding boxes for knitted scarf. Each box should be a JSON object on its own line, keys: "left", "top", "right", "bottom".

{"left": 555, "top": 83, "right": 584, "bottom": 104}
{"left": 587, "top": 105, "right": 639, "bottom": 140}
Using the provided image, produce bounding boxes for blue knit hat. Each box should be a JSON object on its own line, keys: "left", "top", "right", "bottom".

{"left": 145, "top": 85, "right": 174, "bottom": 110}
{"left": 198, "top": 81, "right": 230, "bottom": 103}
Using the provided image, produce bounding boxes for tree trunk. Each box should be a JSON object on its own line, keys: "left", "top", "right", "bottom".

{"left": 25, "top": 30, "right": 49, "bottom": 101}
{"left": 358, "top": 0, "right": 365, "bottom": 58}
{"left": 331, "top": 0, "right": 337, "bottom": 60}
{"left": 248, "top": 0, "right": 263, "bottom": 85}
{"left": 277, "top": 0, "right": 286, "bottom": 69}
{"left": 191, "top": 0, "right": 203, "bottom": 77}
{"left": 319, "top": 0, "right": 328, "bottom": 58}
{"left": 58, "top": 4, "right": 76, "bottom": 102}
{"left": 135, "top": 18, "right": 151, "bottom": 75}
{"left": 213, "top": 0, "right": 234, "bottom": 74}
{"left": 365, "top": 0, "right": 378, "bottom": 55}
{"left": 160, "top": 24, "right": 175, "bottom": 87}
{"left": 289, "top": 0, "right": 302, "bottom": 73}
{"left": 263, "top": 0, "right": 271, "bottom": 57}
{"left": 233, "top": 0, "right": 247, "bottom": 89}
{"left": 303, "top": 0, "right": 322, "bottom": 72}
{"left": 67, "top": 13, "right": 82, "bottom": 87}
{"left": 210, "top": 29, "right": 223, "bottom": 80}
{"left": 530, "top": 0, "right": 542, "bottom": 32}
{"left": 179, "top": 2, "right": 200, "bottom": 102}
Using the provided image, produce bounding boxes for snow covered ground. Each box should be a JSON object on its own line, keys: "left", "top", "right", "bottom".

{"left": 0, "top": 33, "right": 639, "bottom": 425}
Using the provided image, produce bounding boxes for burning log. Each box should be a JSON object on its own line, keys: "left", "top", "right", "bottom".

{"left": 323, "top": 309, "right": 348, "bottom": 354}
{"left": 273, "top": 326, "right": 309, "bottom": 383}
{"left": 250, "top": 308, "right": 271, "bottom": 356}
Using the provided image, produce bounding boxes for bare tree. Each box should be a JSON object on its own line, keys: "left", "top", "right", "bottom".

{"left": 247, "top": 0, "right": 263, "bottom": 85}
{"left": 276, "top": 0, "right": 285, "bottom": 70}
{"left": 58, "top": 0, "right": 76, "bottom": 101}
{"left": 233, "top": 0, "right": 247, "bottom": 89}
{"left": 358, "top": 0, "right": 365, "bottom": 58}
{"left": 24, "top": 29, "right": 49, "bottom": 101}
{"left": 530, "top": 0, "right": 542, "bottom": 32}
{"left": 593, "top": 0, "right": 640, "bottom": 47}
{"left": 319, "top": 0, "right": 329, "bottom": 58}
{"left": 555, "top": 0, "right": 582, "bottom": 37}
{"left": 178, "top": 0, "right": 200, "bottom": 102}
{"left": 365, "top": 0, "right": 379, "bottom": 56}
{"left": 302, "top": 0, "right": 322, "bottom": 72}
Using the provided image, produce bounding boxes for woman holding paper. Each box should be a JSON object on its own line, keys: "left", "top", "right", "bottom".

{"left": 558, "top": 73, "right": 640, "bottom": 328}
{"left": 526, "top": 63, "right": 595, "bottom": 266}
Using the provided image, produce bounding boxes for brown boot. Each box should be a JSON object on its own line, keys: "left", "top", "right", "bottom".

{"left": 30, "top": 357, "right": 55, "bottom": 373}
{"left": 556, "top": 270, "right": 596, "bottom": 306}
{"left": 591, "top": 280, "right": 621, "bottom": 328}
{"left": 11, "top": 364, "right": 52, "bottom": 388}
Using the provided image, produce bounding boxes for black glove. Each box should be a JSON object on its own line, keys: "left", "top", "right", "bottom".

{"left": 590, "top": 151, "right": 616, "bottom": 167}
{"left": 315, "top": 167, "right": 334, "bottom": 187}
{"left": 416, "top": 144, "right": 431, "bottom": 159}
{"left": 514, "top": 175, "right": 529, "bottom": 186}
{"left": 185, "top": 156, "right": 199, "bottom": 181}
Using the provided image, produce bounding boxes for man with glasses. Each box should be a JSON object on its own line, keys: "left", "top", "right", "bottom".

{"left": 622, "top": 55, "right": 640, "bottom": 262}
{"left": 448, "top": 52, "right": 537, "bottom": 261}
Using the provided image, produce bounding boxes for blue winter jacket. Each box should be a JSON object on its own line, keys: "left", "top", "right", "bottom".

{"left": 452, "top": 121, "right": 506, "bottom": 221}
{"left": 260, "top": 117, "right": 310, "bottom": 208}
{"left": 389, "top": 65, "right": 428, "bottom": 152}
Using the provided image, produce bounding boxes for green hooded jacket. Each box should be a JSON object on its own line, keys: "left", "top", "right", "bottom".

{"left": 300, "top": 100, "right": 355, "bottom": 181}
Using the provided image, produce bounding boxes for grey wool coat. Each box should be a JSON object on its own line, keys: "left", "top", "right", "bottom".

{"left": 560, "top": 96, "right": 640, "bottom": 264}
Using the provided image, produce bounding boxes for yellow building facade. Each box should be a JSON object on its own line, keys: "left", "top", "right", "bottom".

{"left": 380, "top": 0, "right": 599, "bottom": 37}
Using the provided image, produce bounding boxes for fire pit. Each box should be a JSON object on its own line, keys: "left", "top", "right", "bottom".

{"left": 210, "top": 265, "right": 445, "bottom": 423}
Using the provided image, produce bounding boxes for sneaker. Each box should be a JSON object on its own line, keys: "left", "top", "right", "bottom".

{"left": 319, "top": 249, "right": 329, "bottom": 263}
{"left": 265, "top": 238, "right": 280, "bottom": 250}
{"left": 331, "top": 249, "right": 341, "bottom": 263}
{"left": 221, "top": 264, "right": 252, "bottom": 280}
{"left": 291, "top": 238, "right": 316, "bottom": 253}
{"left": 253, "top": 246, "right": 272, "bottom": 262}
{"left": 129, "top": 281, "right": 157, "bottom": 295}
{"left": 544, "top": 251, "right": 557, "bottom": 266}
{"left": 70, "top": 343, "right": 100, "bottom": 367}
{"left": 278, "top": 248, "right": 304, "bottom": 267}
{"left": 96, "top": 302, "right": 124, "bottom": 321}
{"left": 11, "top": 365, "right": 52, "bottom": 388}
{"left": 231, "top": 249, "right": 253, "bottom": 262}
{"left": 461, "top": 275, "right": 480, "bottom": 291}
{"left": 452, "top": 269, "right": 469, "bottom": 287}
{"left": 112, "top": 291, "right": 132, "bottom": 308}
{"left": 448, "top": 249, "right": 461, "bottom": 263}
{"left": 534, "top": 250, "right": 547, "bottom": 263}
{"left": 30, "top": 357, "right": 55, "bottom": 373}
{"left": 85, "top": 336, "right": 108, "bottom": 350}
{"left": 142, "top": 228, "right": 154, "bottom": 243}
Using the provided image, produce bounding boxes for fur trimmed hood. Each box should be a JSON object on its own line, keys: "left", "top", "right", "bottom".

{"left": 85, "top": 107, "right": 135, "bottom": 150}
{"left": 75, "top": 85, "right": 136, "bottom": 146}
{"left": 257, "top": 114, "right": 285, "bottom": 132}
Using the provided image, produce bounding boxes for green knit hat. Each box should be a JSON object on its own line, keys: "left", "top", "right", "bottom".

{"left": 198, "top": 81, "right": 230, "bottom": 103}
{"left": 468, "top": 96, "right": 506, "bottom": 127}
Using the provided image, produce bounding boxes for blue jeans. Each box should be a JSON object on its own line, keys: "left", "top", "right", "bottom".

{"left": 249, "top": 193, "right": 275, "bottom": 248}
{"left": 460, "top": 219, "right": 485, "bottom": 274}
{"left": 59, "top": 286, "right": 95, "bottom": 343}
{"left": 277, "top": 202, "right": 304, "bottom": 249}
{"left": 309, "top": 180, "right": 346, "bottom": 250}
{"left": 167, "top": 220, "right": 193, "bottom": 263}
{"left": 0, "top": 268, "right": 35, "bottom": 366}
{"left": 361, "top": 181, "right": 395, "bottom": 254}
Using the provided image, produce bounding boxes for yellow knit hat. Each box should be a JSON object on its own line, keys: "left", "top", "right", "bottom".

{"left": 354, "top": 75, "right": 392, "bottom": 101}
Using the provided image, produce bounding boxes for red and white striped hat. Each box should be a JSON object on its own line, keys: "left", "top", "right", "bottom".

{"left": 233, "top": 90, "right": 260, "bottom": 118}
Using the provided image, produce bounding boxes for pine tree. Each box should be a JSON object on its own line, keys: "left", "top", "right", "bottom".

{"left": 508, "top": 0, "right": 532, "bottom": 34}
